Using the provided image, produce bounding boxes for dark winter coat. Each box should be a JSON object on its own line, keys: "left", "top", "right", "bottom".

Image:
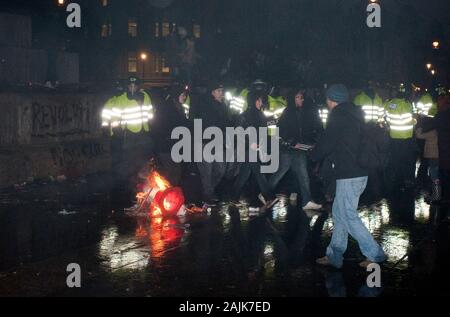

{"left": 311, "top": 102, "right": 368, "bottom": 180}
{"left": 152, "top": 98, "right": 189, "bottom": 153}
{"left": 278, "top": 96, "right": 323, "bottom": 151}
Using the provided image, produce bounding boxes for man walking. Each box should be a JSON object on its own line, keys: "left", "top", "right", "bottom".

{"left": 269, "top": 88, "right": 322, "bottom": 210}
{"left": 311, "top": 84, "right": 386, "bottom": 269}
{"left": 194, "top": 81, "right": 232, "bottom": 204}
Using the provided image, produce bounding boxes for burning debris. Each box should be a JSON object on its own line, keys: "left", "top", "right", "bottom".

{"left": 128, "top": 160, "right": 208, "bottom": 218}
{"left": 131, "top": 168, "right": 186, "bottom": 218}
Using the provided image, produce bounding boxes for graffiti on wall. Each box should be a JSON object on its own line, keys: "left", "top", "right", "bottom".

{"left": 50, "top": 141, "right": 107, "bottom": 168}
{"left": 31, "top": 101, "right": 93, "bottom": 138}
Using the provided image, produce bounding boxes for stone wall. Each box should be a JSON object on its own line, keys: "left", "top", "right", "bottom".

{"left": 0, "top": 92, "right": 112, "bottom": 188}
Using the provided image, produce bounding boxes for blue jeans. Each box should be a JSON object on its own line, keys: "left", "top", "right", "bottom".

{"left": 326, "top": 177, "right": 386, "bottom": 268}
{"left": 269, "top": 151, "right": 312, "bottom": 207}
{"left": 428, "top": 159, "right": 439, "bottom": 182}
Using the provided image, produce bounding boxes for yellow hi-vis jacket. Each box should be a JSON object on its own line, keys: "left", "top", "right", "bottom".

{"left": 181, "top": 95, "right": 191, "bottom": 119}
{"left": 266, "top": 96, "right": 287, "bottom": 136}
{"left": 353, "top": 92, "right": 384, "bottom": 123}
{"left": 318, "top": 107, "right": 329, "bottom": 127}
{"left": 415, "top": 93, "right": 435, "bottom": 117}
{"left": 385, "top": 98, "right": 414, "bottom": 139}
{"left": 225, "top": 88, "right": 247, "bottom": 114}
{"left": 102, "top": 90, "right": 153, "bottom": 135}
{"left": 225, "top": 88, "right": 242, "bottom": 114}
{"left": 231, "top": 88, "right": 287, "bottom": 135}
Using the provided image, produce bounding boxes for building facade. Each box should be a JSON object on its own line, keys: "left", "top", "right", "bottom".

{"left": 86, "top": 0, "right": 205, "bottom": 87}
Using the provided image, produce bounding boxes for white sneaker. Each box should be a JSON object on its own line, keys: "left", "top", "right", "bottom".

{"left": 289, "top": 193, "right": 298, "bottom": 202}
{"left": 302, "top": 201, "right": 323, "bottom": 210}
{"left": 248, "top": 207, "right": 261, "bottom": 217}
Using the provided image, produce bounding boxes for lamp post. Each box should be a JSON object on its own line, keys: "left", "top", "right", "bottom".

{"left": 140, "top": 52, "right": 148, "bottom": 81}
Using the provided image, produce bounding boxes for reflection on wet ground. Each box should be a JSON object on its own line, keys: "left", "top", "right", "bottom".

{"left": 0, "top": 177, "right": 449, "bottom": 297}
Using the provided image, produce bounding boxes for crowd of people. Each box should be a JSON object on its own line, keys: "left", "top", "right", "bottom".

{"left": 101, "top": 73, "right": 450, "bottom": 269}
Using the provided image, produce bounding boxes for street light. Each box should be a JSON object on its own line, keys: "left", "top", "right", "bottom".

{"left": 426, "top": 63, "right": 432, "bottom": 70}
{"left": 431, "top": 70, "right": 436, "bottom": 76}
{"left": 57, "top": 0, "right": 65, "bottom": 6}
{"left": 140, "top": 52, "right": 148, "bottom": 80}
{"left": 432, "top": 41, "right": 440, "bottom": 49}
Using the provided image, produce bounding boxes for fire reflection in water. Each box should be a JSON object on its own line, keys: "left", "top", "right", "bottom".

{"left": 135, "top": 216, "right": 186, "bottom": 260}
{"left": 98, "top": 216, "right": 186, "bottom": 271}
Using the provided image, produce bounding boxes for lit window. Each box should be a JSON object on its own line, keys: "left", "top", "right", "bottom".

{"left": 100, "top": 0, "right": 108, "bottom": 6}
{"left": 155, "top": 22, "right": 160, "bottom": 38}
{"left": 128, "top": 19, "right": 137, "bottom": 37}
{"left": 193, "top": 24, "right": 201, "bottom": 38}
{"left": 162, "top": 22, "right": 170, "bottom": 37}
{"left": 101, "top": 24, "right": 108, "bottom": 37}
{"left": 101, "top": 24, "right": 112, "bottom": 37}
{"left": 162, "top": 58, "right": 170, "bottom": 73}
{"left": 155, "top": 55, "right": 160, "bottom": 73}
{"left": 128, "top": 52, "right": 137, "bottom": 73}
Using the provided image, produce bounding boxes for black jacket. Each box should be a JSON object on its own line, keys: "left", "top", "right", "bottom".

{"left": 236, "top": 106, "right": 268, "bottom": 158}
{"left": 152, "top": 98, "right": 189, "bottom": 153}
{"left": 278, "top": 98, "right": 323, "bottom": 151}
{"left": 300, "top": 100, "right": 323, "bottom": 144}
{"left": 311, "top": 102, "right": 367, "bottom": 180}
{"left": 194, "top": 96, "right": 232, "bottom": 131}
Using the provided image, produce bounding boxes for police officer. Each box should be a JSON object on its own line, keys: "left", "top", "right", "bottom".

{"left": 354, "top": 85, "right": 384, "bottom": 124}
{"left": 102, "top": 76, "right": 154, "bottom": 196}
{"left": 385, "top": 85, "right": 416, "bottom": 191}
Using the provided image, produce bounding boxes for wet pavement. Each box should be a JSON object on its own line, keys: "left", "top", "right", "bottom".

{"left": 0, "top": 174, "right": 449, "bottom": 297}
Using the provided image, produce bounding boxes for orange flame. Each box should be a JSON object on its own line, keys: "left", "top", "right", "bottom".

{"left": 151, "top": 205, "right": 163, "bottom": 217}
{"left": 135, "top": 170, "right": 173, "bottom": 214}
{"left": 149, "top": 171, "right": 171, "bottom": 191}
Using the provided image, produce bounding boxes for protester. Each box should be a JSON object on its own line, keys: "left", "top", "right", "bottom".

{"left": 232, "top": 90, "right": 275, "bottom": 207}
{"left": 269, "top": 88, "right": 322, "bottom": 210}
{"left": 194, "top": 81, "right": 232, "bottom": 203}
{"left": 416, "top": 116, "right": 440, "bottom": 203}
{"left": 311, "top": 84, "right": 386, "bottom": 269}
{"left": 152, "top": 84, "right": 190, "bottom": 186}
{"left": 432, "top": 94, "right": 450, "bottom": 201}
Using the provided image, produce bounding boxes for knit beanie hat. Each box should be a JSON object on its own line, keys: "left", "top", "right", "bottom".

{"left": 326, "top": 84, "right": 349, "bottom": 104}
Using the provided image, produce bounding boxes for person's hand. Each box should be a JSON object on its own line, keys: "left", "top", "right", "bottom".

{"left": 250, "top": 143, "right": 258, "bottom": 151}
{"left": 294, "top": 143, "right": 302, "bottom": 150}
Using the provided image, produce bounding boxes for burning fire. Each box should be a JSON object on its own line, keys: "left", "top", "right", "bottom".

{"left": 135, "top": 170, "right": 185, "bottom": 218}
{"left": 152, "top": 205, "right": 163, "bottom": 217}
{"left": 148, "top": 171, "right": 170, "bottom": 192}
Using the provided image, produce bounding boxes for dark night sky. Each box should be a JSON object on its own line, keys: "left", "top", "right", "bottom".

{"left": 1, "top": 0, "right": 448, "bottom": 85}
{"left": 2, "top": 0, "right": 449, "bottom": 22}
